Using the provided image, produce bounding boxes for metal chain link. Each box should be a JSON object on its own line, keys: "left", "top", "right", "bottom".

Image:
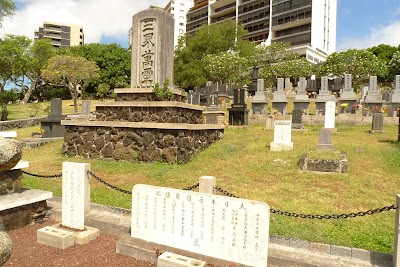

{"left": 87, "top": 170, "right": 132, "bottom": 195}
{"left": 183, "top": 183, "right": 199, "bottom": 191}
{"left": 214, "top": 186, "right": 397, "bottom": 219}
{"left": 22, "top": 170, "right": 62, "bottom": 178}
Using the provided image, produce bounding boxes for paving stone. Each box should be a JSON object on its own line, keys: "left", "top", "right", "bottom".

{"left": 309, "top": 242, "right": 330, "bottom": 254}
{"left": 330, "top": 245, "right": 351, "bottom": 257}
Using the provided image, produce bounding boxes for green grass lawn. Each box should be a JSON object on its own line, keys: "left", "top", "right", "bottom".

{"left": 10, "top": 121, "right": 400, "bottom": 254}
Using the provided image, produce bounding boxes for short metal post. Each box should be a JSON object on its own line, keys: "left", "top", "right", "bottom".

{"left": 199, "top": 176, "right": 216, "bottom": 195}
{"left": 394, "top": 194, "right": 400, "bottom": 267}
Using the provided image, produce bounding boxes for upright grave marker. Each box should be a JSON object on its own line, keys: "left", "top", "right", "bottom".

{"left": 391, "top": 75, "right": 400, "bottom": 117}
{"left": 271, "top": 78, "right": 288, "bottom": 114}
{"left": 270, "top": 120, "right": 293, "bottom": 151}
{"left": 317, "top": 128, "right": 334, "bottom": 151}
{"left": 37, "top": 162, "right": 99, "bottom": 249}
{"left": 294, "top": 77, "right": 310, "bottom": 113}
{"left": 250, "top": 78, "right": 267, "bottom": 114}
{"left": 118, "top": 184, "right": 270, "bottom": 266}
{"left": 40, "top": 98, "right": 66, "bottom": 138}
{"left": 370, "top": 113, "right": 384, "bottom": 133}
{"left": 339, "top": 74, "right": 357, "bottom": 113}
{"left": 228, "top": 88, "right": 249, "bottom": 125}
{"left": 364, "top": 76, "right": 384, "bottom": 114}
{"left": 324, "top": 101, "right": 336, "bottom": 129}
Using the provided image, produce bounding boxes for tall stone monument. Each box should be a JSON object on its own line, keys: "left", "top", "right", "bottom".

{"left": 316, "top": 76, "right": 335, "bottom": 113}
{"left": 250, "top": 78, "right": 267, "bottom": 114}
{"left": 339, "top": 74, "right": 358, "bottom": 113}
{"left": 364, "top": 76, "right": 384, "bottom": 114}
{"left": 293, "top": 77, "right": 310, "bottom": 113}
{"left": 271, "top": 78, "right": 288, "bottom": 114}
{"left": 131, "top": 8, "right": 174, "bottom": 87}
{"left": 390, "top": 75, "right": 400, "bottom": 116}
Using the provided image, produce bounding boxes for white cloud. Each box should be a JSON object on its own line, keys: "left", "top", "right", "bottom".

{"left": 338, "top": 20, "right": 400, "bottom": 51}
{"left": 0, "top": 0, "right": 167, "bottom": 43}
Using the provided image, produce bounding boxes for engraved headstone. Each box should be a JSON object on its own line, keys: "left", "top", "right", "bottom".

{"left": 40, "top": 98, "right": 66, "bottom": 138}
{"left": 392, "top": 75, "right": 400, "bottom": 102}
{"left": 188, "top": 90, "right": 201, "bottom": 106}
{"left": 365, "top": 76, "right": 381, "bottom": 102}
{"left": 324, "top": 101, "right": 336, "bottom": 129}
{"left": 233, "top": 88, "right": 245, "bottom": 107}
{"left": 272, "top": 78, "right": 288, "bottom": 102}
{"left": 81, "top": 100, "right": 91, "bottom": 116}
{"left": 341, "top": 74, "right": 357, "bottom": 99}
{"left": 131, "top": 8, "right": 174, "bottom": 87}
{"left": 285, "top": 78, "right": 292, "bottom": 89}
{"left": 129, "top": 184, "right": 270, "bottom": 266}
{"left": 250, "top": 79, "right": 267, "bottom": 114}
{"left": 316, "top": 128, "right": 334, "bottom": 151}
{"left": 370, "top": 113, "right": 384, "bottom": 133}
{"left": 333, "top": 77, "right": 341, "bottom": 91}
{"left": 270, "top": 120, "right": 293, "bottom": 151}
{"left": 49, "top": 98, "right": 62, "bottom": 119}
{"left": 292, "top": 109, "right": 303, "bottom": 127}
{"left": 61, "top": 162, "right": 91, "bottom": 230}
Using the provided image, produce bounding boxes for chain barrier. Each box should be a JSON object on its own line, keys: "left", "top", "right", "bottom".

{"left": 215, "top": 186, "right": 397, "bottom": 219}
{"left": 20, "top": 171, "right": 397, "bottom": 219}
{"left": 87, "top": 170, "right": 132, "bottom": 195}
{"left": 22, "top": 170, "right": 62, "bottom": 178}
{"left": 183, "top": 183, "right": 199, "bottom": 191}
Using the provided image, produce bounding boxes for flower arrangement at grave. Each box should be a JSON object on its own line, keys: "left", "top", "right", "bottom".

{"left": 339, "top": 103, "right": 348, "bottom": 112}
{"left": 352, "top": 104, "right": 361, "bottom": 110}
{"left": 270, "top": 107, "right": 281, "bottom": 115}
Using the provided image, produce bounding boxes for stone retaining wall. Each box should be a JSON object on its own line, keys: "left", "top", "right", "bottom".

{"left": 96, "top": 106, "right": 203, "bottom": 124}
{"left": 116, "top": 93, "right": 186, "bottom": 102}
{"left": 63, "top": 126, "right": 224, "bottom": 163}
{"left": 0, "top": 117, "right": 45, "bottom": 131}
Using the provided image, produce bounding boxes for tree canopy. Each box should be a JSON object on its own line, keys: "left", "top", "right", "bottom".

{"left": 58, "top": 43, "right": 131, "bottom": 96}
{"left": 42, "top": 55, "right": 99, "bottom": 113}
{"left": 174, "top": 20, "right": 257, "bottom": 89}
{"left": 316, "top": 49, "right": 387, "bottom": 90}
{"left": 0, "top": 0, "right": 15, "bottom": 28}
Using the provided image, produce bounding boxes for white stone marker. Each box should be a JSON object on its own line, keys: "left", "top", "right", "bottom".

{"left": 62, "top": 162, "right": 91, "bottom": 230}
{"left": 130, "top": 184, "right": 270, "bottom": 267}
{"left": 324, "top": 101, "right": 336, "bottom": 129}
{"left": 0, "top": 131, "right": 17, "bottom": 138}
{"left": 270, "top": 120, "right": 293, "bottom": 151}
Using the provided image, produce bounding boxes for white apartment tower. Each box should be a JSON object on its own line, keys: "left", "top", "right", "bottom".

{"left": 186, "top": 0, "right": 337, "bottom": 62}
{"left": 34, "top": 21, "right": 84, "bottom": 49}
{"left": 164, "top": 0, "right": 194, "bottom": 47}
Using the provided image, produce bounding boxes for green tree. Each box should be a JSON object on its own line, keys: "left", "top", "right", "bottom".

{"left": 317, "top": 49, "right": 387, "bottom": 91}
{"left": 58, "top": 43, "right": 131, "bottom": 96}
{"left": 388, "top": 51, "right": 400, "bottom": 79}
{"left": 174, "top": 20, "right": 257, "bottom": 89}
{"left": 0, "top": 0, "right": 15, "bottom": 27}
{"left": 258, "top": 42, "right": 313, "bottom": 87}
{"left": 16, "top": 38, "right": 55, "bottom": 104}
{"left": 42, "top": 55, "right": 100, "bottom": 113}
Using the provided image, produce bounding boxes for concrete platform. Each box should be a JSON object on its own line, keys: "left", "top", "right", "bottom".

{"left": 0, "top": 188, "right": 53, "bottom": 212}
{"left": 37, "top": 223, "right": 100, "bottom": 249}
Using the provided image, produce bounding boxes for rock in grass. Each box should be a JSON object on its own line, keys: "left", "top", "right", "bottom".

{"left": 0, "top": 137, "right": 22, "bottom": 171}
{"left": 0, "top": 218, "right": 12, "bottom": 265}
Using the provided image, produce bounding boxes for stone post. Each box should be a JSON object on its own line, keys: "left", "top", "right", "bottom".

{"left": 394, "top": 194, "right": 400, "bottom": 267}
{"left": 199, "top": 176, "right": 216, "bottom": 195}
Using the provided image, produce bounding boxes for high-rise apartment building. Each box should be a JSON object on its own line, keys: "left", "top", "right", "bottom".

{"left": 34, "top": 21, "right": 84, "bottom": 49}
{"left": 164, "top": 0, "right": 194, "bottom": 47}
{"left": 186, "top": 0, "right": 337, "bottom": 63}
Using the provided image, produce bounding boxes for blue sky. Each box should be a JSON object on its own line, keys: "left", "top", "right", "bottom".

{"left": 1, "top": 0, "right": 400, "bottom": 52}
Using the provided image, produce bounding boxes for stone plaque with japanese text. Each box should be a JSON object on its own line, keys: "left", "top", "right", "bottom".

{"left": 273, "top": 120, "right": 292, "bottom": 143}
{"left": 130, "top": 184, "right": 270, "bottom": 266}
{"left": 61, "top": 162, "right": 91, "bottom": 230}
{"left": 131, "top": 8, "right": 174, "bottom": 87}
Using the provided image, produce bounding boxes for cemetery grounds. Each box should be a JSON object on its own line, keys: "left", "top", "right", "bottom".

{"left": 10, "top": 110, "right": 400, "bottom": 255}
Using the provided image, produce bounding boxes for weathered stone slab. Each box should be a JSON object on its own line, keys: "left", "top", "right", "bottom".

{"left": 62, "top": 162, "right": 91, "bottom": 230}
{"left": 0, "top": 188, "right": 53, "bottom": 212}
{"left": 157, "top": 252, "right": 207, "bottom": 267}
{"left": 127, "top": 184, "right": 270, "bottom": 267}
{"left": 37, "top": 225, "right": 75, "bottom": 250}
{"left": 270, "top": 120, "right": 293, "bottom": 151}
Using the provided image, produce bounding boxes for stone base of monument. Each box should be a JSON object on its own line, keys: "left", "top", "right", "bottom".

{"left": 369, "top": 129, "right": 385, "bottom": 134}
{"left": 157, "top": 252, "right": 206, "bottom": 267}
{"left": 37, "top": 223, "right": 100, "bottom": 249}
{"left": 298, "top": 151, "right": 348, "bottom": 173}
{"left": 21, "top": 137, "right": 64, "bottom": 149}
{"left": 270, "top": 142, "right": 294, "bottom": 151}
{"left": 116, "top": 235, "right": 252, "bottom": 267}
